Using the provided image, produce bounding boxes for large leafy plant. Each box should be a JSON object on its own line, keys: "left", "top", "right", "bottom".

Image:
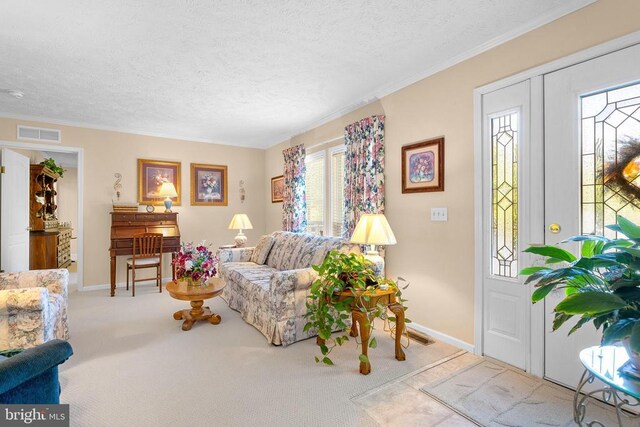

{"left": 304, "top": 250, "right": 409, "bottom": 365}
{"left": 522, "top": 216, "right": 640, "bottom": 352}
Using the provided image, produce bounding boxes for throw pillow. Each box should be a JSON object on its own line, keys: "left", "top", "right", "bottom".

{"left": 251, "top": 235, "right": 276, "bottom": 265}
{"left": 310, "top": 243, "right": 329, "bottom": 268}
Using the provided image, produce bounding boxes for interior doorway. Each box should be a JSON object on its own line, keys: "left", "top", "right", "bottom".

{"left": 0, "top": 140, "right": 84, "bottom": 291}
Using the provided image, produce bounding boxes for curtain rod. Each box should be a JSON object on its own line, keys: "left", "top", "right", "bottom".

{"left": 305, "top": 135, "right": 344, "bottom": 151}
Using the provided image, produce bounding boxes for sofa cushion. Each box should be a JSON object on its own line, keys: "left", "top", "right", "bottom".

{"left": 266, "top": 231, "right": 346, "bottom": 271}
{"left": 250, "top": 235, "right": 275, "bottom": 265}
{"left": 223, "top": 262, "right": 277, "bottom": 293}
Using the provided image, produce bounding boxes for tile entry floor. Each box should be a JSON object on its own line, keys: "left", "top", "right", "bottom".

{"left": 353, "top": 350, "right": 480, "bottom": 426}
{"left": 352, "top": 350, "right": 620, "bottom": 426}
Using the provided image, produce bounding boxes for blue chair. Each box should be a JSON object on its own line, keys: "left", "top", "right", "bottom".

{"left": 0, "top": 340, "right": 73, "bottom": 404}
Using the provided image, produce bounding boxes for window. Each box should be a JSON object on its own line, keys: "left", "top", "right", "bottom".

{"left": 581, "top": 81, "right": 640, "bottom": 238}
{"left": 306, "top": 152, "right": 325, "bottom": 235}
{"left": 305, "top": 145, "right": 346, "bottom": 236}
{"left": 490, "top": 111, "right": 519, "bottom": 278}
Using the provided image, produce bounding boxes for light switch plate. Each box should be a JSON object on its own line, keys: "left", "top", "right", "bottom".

{"left": 431, "top": 207, "right": 448, "bottom": 221}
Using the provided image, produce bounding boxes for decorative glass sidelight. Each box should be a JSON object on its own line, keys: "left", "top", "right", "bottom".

{"left": 581, "top": 82, "right": 640, "bottom": 237}
{"left": 491, "top": 112, "right": 519, "bottom": 278}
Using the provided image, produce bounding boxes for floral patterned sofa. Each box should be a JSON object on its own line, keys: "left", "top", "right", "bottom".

{"left": 0, "top": 269, "right": 69, "bottom": 350}
{"left": 218, "top": 231, "right": 357, "bottom": 346}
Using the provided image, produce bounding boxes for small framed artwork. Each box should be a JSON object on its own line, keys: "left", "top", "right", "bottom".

{"left": 190, "top": 163, "right": 228, "bottom": 206}
{"left": 138, "top": 159, "right": 181, "bottom": 205}
{"left": 402, "top": 137, "right": 445, "bottom": 193}
{"left": 271, "top": 175, "right": 284, "bottom": 203}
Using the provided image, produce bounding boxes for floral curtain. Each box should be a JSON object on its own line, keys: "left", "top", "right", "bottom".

{"left": 282, "top": 144, "right": 307, "bottom": 232}
{"left": 343, "top": 115, "right": 385, "bottom": 238}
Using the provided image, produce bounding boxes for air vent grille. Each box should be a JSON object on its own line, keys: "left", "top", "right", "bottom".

{"left": 17, "top": 125, "right": 61, "bottom": 143}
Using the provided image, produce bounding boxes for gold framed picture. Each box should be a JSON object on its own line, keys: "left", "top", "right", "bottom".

{"left": 401, "top": 137, "right": 445, "bottom": 193}
{"left": 271, "top": 175, "right": 284, "bottom": 203}
{"left": 137, "top": 159, "right": 181, "bottom": 205}
{"left": 190, "top": 163, "right": 228, "bottom": 206}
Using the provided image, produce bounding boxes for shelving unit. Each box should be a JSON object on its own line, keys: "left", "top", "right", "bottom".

{"left": 29, "top": 164, "right": 73, "bottom": 270}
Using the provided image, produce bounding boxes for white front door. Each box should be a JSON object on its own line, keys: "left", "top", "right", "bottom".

{"left": 544, "top": 43, "right": 640, "bottom": 388}
{"left": 481, "top": 81, "right": 534, "bottom": 370}
{"left": 0, "top": 148, "right": 30, "bottom": 272}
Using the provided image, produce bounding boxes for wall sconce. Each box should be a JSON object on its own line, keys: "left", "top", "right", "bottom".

{"left": 113, "top": 173, "right": 123, "bottom": 201}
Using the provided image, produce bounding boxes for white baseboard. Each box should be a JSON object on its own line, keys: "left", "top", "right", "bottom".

{"left": 80, "top": 276, "right": 173, "bottom": 292}
{"left": 408, "top": 322, "right": 475, "bottom": 354}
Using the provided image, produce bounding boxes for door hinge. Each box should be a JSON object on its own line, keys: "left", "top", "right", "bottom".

{"left": 0, "top": 166, "right": 5, "bottom": 173}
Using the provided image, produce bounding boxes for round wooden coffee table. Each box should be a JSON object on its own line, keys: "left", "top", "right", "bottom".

{"left": 166, "top": 277, "right": 226, "bottom": 331}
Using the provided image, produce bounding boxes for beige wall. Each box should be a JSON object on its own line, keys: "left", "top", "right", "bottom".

{"left": 263, "top": 0, "right": 640, "bottom": 345}
{"left": 0, "top": 119, "right": 265, "bottom": 288}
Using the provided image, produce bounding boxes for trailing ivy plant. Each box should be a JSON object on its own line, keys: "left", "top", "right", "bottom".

{"left": 304, "top": 250, "right": 410, "bottom": 366}
{"left": 40, "top": 158, "right": 65, "bottom": 177}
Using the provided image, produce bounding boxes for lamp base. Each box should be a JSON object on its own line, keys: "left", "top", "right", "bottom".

{"left": 234, "top": 231, "right": 248, "bottom": 247}
{"left": 364, "top": 251, "right": 385, "bottom": 278}
{"left": 164, "top": 197, "right": 173, "bottom": 213}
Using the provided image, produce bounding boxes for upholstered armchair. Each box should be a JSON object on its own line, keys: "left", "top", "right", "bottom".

{"left": 0, "top": 339, "right": 73, "bottom": 404}
{"left": 0, "top": 269, "right": 69, "bottom": 350}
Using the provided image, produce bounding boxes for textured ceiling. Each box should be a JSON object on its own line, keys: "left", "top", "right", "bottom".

{"left": 0, "top": 0, "right": 593, "bottom": 148}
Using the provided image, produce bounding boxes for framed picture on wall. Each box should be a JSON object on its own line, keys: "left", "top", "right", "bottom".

{"left": 401, "top": 137, "right": 445, "bottom": 193}
{"left": 137, "top": 159, "right": 181, "bottom": 205}
{"left": 271, "top": 175, "right": 284, "bottom": 203}
{"left": 190, "top": 163, "right": 228, "bottom": 206}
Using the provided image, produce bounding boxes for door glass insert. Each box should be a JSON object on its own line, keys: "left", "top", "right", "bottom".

{"left": 491, "top": 112, "right": 519, "bottom": 278}
{"left": 581, "top": 81, "right": 640, "bottom": 237}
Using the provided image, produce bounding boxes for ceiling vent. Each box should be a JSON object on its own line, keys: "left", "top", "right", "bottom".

{"left": 17, "top": 125, "right": 61, "bottom": 143}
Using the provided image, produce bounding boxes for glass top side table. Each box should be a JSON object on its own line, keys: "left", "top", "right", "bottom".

{"left": 575, "top": 346, "right": 640, "bottom": 426}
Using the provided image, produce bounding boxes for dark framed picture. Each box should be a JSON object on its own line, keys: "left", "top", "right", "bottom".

{"left": 137, "top": 159, "right": 181, "bottom": 205}
{"left": 401, "top": 137, "right": 445, "bottom": 193}
{"left": 271, "top": 175, "right": 284, "bottom": 203}
{"left": 190, "top": 163, "right": 228, "bottom": 206}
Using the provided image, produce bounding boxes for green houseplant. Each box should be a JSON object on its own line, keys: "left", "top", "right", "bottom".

{"left": 304, "top": 250, "right": 409, "bottom": 366}
{"left": 40, "top": 158, "right": 65, "bottom": 177}
{"left": 522, "top": 216, "right": 640, "bottom": 369}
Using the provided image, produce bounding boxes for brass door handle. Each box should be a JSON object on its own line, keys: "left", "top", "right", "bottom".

{"left": 549, "top": 224, "right": 561, "bottom": 234}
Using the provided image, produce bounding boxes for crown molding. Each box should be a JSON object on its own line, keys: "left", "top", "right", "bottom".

{"left": 264, "top": 0, "right": 595, "bottom": 149}
{"left": 0, "top": 112, "right": 265, "bottom": 150}
{"left": 0, "top": 0, "right": 596, "bottom": 152}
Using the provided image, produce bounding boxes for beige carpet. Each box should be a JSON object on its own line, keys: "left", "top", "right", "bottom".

{"left": 422, "top": 360, "right": 621, "bottom": 427}
{"left": 60, "top": 286, "right": 461, "bottom": 427}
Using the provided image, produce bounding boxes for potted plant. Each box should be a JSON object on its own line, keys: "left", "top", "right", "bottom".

{"left": 521, "top": 216, "right": 640, "bottom": 370}
{"left": 40, "top": 158, "right": 65, "bottom": 177}
{"left": 304, "top": 250, "right": 410, "bottom": 366}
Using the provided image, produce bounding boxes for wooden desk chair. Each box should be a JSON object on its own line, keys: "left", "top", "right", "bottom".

{"left": 126, "top": 233, "right": 164, "bottom": 297}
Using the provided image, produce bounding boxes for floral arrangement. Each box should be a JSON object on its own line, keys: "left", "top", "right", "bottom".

{"left": 173, "top": 241, "right": 218, "bottom": 285}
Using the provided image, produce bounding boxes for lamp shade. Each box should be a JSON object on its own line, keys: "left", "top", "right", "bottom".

{"left": 350, "top": 214, "right": 397, "bottom": 246}
{"left": 158, "top": 182, "right": 178, "bottom": 198}
{"left": 228, "top": 214, "right": 253, "bottom": 230}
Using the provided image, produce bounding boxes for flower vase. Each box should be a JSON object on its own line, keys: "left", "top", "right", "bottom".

{"left": 180, "top": 277, "right": 203, "bottom": 287}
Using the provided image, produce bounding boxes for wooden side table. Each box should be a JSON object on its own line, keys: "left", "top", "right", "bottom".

{"left": 166, "top": 277, "right": 226, "bottom": 331}
{"left": 318, "top": 288, "right": 406, "bottom": 375}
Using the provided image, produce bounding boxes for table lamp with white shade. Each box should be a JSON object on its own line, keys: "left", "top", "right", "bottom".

{"left": 228, "top": 214, "right": 253, "bottom": 247}
{"left": 158, "top": 182, "right": 178, "bottom": 213}
{"left": 350, "top": 213, "right": 397, "bottom": 277}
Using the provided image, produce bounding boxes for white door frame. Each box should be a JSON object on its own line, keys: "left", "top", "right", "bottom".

{"left": 474, "top": 30, "right": 640, "bottom": 377}
{"left": 0, "top": 140, "right": 84, "bottom": 292}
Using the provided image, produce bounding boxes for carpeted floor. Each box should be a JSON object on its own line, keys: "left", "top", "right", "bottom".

{"left": 60, "top": 286, "right": 462, "bottom": 427}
